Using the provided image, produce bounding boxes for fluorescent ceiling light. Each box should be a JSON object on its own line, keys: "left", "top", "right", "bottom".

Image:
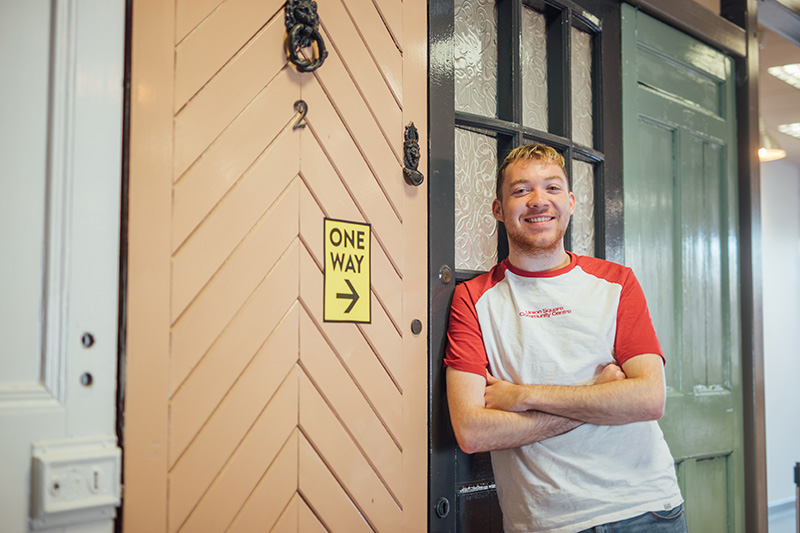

{"left": 778, "top": 122, "right": 800, "bottom": 139}
{"left": 768, "top": 63, "right": 800, "bottom": 90}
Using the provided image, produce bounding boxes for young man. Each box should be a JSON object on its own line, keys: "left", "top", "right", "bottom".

{"left": 445, "top": 144, "right": 686, "bottom": 532}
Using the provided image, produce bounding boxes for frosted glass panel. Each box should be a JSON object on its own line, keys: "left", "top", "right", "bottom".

{"left": 455, "top": 128, "right": 498, "bottom": 270}
{"left": 571, "top": 161, "right": 595, "bottom": 257}
{"left": 454, "top": 0, "right": 497, "bottom": 117}
{"left": 571, "top": 26, "right": 594, "bottom": 147}
{"left": 521, "top": 5, "right": 548, "bottom": 130}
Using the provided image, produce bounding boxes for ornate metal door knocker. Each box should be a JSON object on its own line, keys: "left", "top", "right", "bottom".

{"left": 285, "top": 0, "right": 328, "bottom": 73}
{"left": 403, "top": 122, "right": 424, "bottom": 186}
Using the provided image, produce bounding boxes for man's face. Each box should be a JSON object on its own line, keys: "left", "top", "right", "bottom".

{"left": 492, "top": 160, "right": 576, "bottom": 257}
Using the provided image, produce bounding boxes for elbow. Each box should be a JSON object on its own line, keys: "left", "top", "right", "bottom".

{"left": 646, "top": 404, "right": 664, "bottom": 421}
{"left": 459, "top": 440, "right": 485, "bottom": 455}
{"left": 643, "top": 395, "right": 665, "bottom": 421}
{"left": 452, "top": 425, "right": 486, "bottom": 454}
{"left": 631, "top": 378, "right": 666, "bottom": 422}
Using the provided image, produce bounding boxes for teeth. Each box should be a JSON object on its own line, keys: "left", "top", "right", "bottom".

{"left": 527, "top": 216, "right": 551, "bottom": 223}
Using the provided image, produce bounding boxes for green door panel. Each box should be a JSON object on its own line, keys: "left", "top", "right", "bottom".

{"left": 660, "top": 393, "right": 734, "bottom": 458}
{"left": 677, "top": 455, "right": 733, "bottom": 532}
{"left": 623, "top": 117, "right": 679, "bottom": 386}
{"left": 636, "top": 46, "right": 728, "bottom": 118}
{"left": 621, "top": 5, "right": 744, "bottom": 532}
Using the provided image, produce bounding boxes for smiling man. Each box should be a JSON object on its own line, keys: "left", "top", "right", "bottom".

{"left": 445, "top": 144, "right": 686, "bottom": 532}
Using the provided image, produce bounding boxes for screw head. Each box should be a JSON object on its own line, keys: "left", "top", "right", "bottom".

{"left": 411, "top": 319, "right": 422, "bottom": 335}
{"left": 81, "top": 333, "right": 95, "bottom": 348}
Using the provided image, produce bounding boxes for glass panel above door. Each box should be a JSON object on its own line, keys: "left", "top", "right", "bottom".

{"left": 571, "top": 26, "right": 594, "bottom": 148}
{"left": 455, "top": 127, "right": 498, "bottom": 271}
{"left": 454, "top": 0, "right": 498, "bottom": 117}
{"left": 521, "top": 4, "right": 548, "bottom": 131}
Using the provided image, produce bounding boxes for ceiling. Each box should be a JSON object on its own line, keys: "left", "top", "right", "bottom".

{"left": 760, "top": 15, "right": 800, "bottom": 166}
{"left": 772, "top": 0, "right": 800, "bottom": 11}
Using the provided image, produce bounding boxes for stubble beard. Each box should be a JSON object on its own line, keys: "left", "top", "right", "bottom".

{"left": 504, "top": 222, "right": 568, "bottom": 259}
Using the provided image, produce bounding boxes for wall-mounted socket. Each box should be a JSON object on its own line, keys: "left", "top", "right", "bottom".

{"left": 30, "top": 436, "right": 121, "bottom": 530}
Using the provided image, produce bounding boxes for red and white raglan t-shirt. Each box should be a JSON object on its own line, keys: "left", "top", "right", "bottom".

{"left": 445, "top": 253, "right": 683, "bottom": 532}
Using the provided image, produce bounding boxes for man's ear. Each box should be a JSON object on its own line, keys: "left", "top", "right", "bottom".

{"left": 492, "top": 198, "right": 503, "bottom": 222}
{"left": 568, "top": 191, "right": 576, "bottom": 216}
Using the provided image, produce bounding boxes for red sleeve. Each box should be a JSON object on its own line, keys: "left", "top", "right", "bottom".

{"left": 614, "top": 269, "right": 665, "bottom": 366}
{"left": 444, "top": 282, "right": 489, "bottom": 377}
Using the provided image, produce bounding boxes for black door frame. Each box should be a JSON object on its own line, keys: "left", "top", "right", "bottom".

{"left": 428, "top": 2, "right": 623, "bottom": 530}
{"left": 427, "top": 0, "right": 766, "bottom": 531}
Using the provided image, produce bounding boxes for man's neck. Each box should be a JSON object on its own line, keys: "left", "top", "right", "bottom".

{"left": 507, "top": 247, "right": 571, "bottom": 273}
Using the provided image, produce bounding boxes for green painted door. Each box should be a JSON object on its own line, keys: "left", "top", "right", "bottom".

{"left": 621, "top": 6, "right": 744, "bottom": 532}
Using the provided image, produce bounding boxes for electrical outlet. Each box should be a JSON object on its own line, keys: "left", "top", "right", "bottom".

{"left": 30, "top": 437, "right": 121, "bottom": 529}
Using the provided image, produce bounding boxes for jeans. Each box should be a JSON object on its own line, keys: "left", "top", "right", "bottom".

{"left": 577, "top": 504, "right": 688, "bottom": 533}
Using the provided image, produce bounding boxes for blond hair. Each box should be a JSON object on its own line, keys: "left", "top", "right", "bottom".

{"left": 496, "top": 144, "right": 565, "bottom": 199}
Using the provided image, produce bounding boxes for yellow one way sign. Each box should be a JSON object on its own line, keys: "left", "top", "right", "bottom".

{"left": 323, "top": 218, "right": 371, "bottom": 323}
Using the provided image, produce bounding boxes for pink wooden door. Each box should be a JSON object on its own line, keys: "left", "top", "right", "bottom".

{"left": 125, "top": 0, "right": 428, "bottom": 531}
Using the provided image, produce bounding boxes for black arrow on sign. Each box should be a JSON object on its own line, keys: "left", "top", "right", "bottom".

{"left": 336, "top": 279, "right": 360, "bottom": 313}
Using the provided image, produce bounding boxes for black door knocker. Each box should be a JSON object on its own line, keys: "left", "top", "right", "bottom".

{"left": 403, "top": 122, "right": 424, "bottom": 186}
{"left": 285, "top": 0, "right": 328, "bottom": 73}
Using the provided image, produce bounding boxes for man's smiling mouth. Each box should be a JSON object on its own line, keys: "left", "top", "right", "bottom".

{"left": 525, "top": 216, "right": 554, "bottom": 223}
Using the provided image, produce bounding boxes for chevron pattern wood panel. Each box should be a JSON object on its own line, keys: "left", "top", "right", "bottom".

{"left": 159, "top": 0, "right": 426, "bottom": 531}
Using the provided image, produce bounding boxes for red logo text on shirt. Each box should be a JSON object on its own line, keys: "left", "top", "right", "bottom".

{"left": 519, "top": 307, "right": 572, "bottom": 319}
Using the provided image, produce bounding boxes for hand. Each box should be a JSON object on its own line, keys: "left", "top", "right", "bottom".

{"left": 484, "top": 373, "right": 528, "bottom": 412}
{"left": 594, "top": 363, "right": 626, "bottom": 385}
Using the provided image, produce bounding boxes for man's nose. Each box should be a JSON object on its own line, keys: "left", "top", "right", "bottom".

{"left": 525, "top": 189, "right": 548, "bottom": 208}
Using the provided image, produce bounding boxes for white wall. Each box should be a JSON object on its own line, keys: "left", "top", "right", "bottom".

{"left": 761, "top": 159, "right": 800, "bottom": 532}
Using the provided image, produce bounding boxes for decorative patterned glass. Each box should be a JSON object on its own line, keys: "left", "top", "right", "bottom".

{"left": 521, "top": 5, "right": 548, "bottom": 130}
{"left": 454, "top": 0, "right": 498, "bottom": 117}
{"left": 571, "top": 26, "right": 594, "bottom": 148}
{"left": 455, "top": 128, "right": 498, "bottom": 271}
{"left": 571, "top": 160, "right": 595, "bottom": 257}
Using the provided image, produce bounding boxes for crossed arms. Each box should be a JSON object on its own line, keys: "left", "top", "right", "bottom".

{"left": 446, "top": 353, "right": 666, "bottom": 454}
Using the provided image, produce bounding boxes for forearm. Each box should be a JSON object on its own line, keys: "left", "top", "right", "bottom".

{"left": 446, "top": 367, "right": 583, "bottom": 454}
{"left": 484, "top": 354, "right": 666, "bottom": 425}
{"left": 519, "top": 378, "right": 663, "bottom": 425}
{"left": 452, "top": 405, "right": 582, "bottom": 454}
